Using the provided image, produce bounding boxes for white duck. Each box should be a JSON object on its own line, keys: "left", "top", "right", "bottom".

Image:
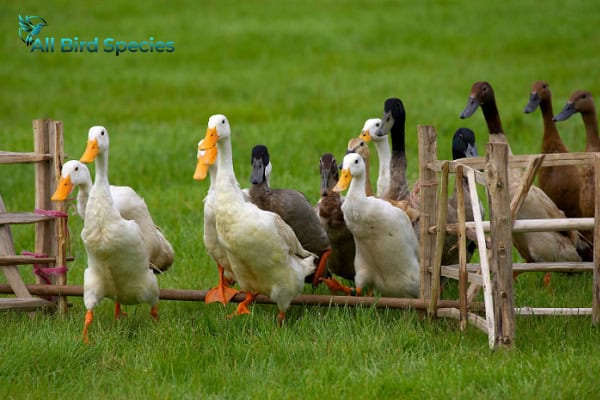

{"left": 198, "top": 114, "right": 316, "bottom": 324}
{"left": 77, "top": 126, "right": 159, "bottom": 343}
{"left": 333, "top": 152, "right": 420, "bottom": 298}
{"left": 358, "top": 118, "right": 391, "bottom": 197}
{"left": 52, "top": 160, "right": 174, "bottom": 273}
{"left": 193, "top": 140, "right": 239, "bottom": 305}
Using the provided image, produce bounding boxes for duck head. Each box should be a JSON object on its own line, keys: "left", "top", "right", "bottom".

{"left": 334, "top": 152, "right": 364, "bottom": 193}
{"left": 193, "top": 138, "right": 217, "bottom": 181}
{"left": 199, "top": 114, "right": 231, "bottom": 150}
{"left": 452, "top": 128, "right": 478, "bottom": 160}
{"left": 375, "top": 98, "right": 405, "bottom": 138}
{"left": 249, "top": 144, "right": 272, "bottom": 185}
{"left": 524, "top": 81, "right": 550, "bottom": 114}
{"left": 80, "top": 126, "right": 109, "bottom": 163}
{"left": 319, "top": 153, "right": 339, "bottom": 197}
{"left": 554, "top": 90, "right": 596, "bottom": 121}
{"left": 460, "top": 81, "right": 495, "bottom": 119}
{"left": 51, "top": 160, "right": 92, "bottom": 201}
{"left": 358, "top": 118, "right": 383, "bottom": 143}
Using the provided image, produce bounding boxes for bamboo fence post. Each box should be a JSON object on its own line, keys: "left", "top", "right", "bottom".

{"left": 417, "top": 125, "right": 438, "bottom": 300}
{"left": 456, "top": 165, "right": 468, "bottom": 331}
{"left": 486, "top": 142, "right": 515, "bottom": 349}
{"left": 593, "top": 155, "right": 600, "bottom": 325}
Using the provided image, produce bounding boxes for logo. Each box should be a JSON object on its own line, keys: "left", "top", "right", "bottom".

{"left": 18, "top": 14, "right": 175, "bottom": 56}
{"left": 18, "top": 15, "right": 47, "bottom": 46}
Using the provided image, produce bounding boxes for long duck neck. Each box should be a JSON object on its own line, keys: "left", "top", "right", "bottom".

{"left": 481, "top": 99, "right": 512, "bottom": 154}
{"left": 76, "top": 180, "right": 92, "bottom": 217}
{"left": 215, "top": 137, "right": 244, "bottom": 201}
{"left": 374, "top": 140, "right": 391, "bottom": 189}
{"left": 388, "top": 122, "right": 408, "bottom": 200}
{"left": 363, "top": 157, "right": 374, "bottom": 196}
{"left": 540, "top": 96, "right": 568, "bottom": 153}
{"left": 581, "top": 110, "right": 600, "bottom": 152}
{"left": 347, "top": 173, "right": 367, "bottom": 201}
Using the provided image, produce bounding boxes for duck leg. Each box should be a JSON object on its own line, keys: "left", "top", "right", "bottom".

{"left": 312, "top": 248, "right": 332, "bottom": 286}
{"left": 150, "top": 304, "right": 159, "bottom": 321}
{"left": 320, "top": 277, "right": 362, "bottom": 296}
{"left": 228, "top": 292, "right": 255, "bottom": 318}
{"left": 277, "top": 311, "right": 286, "bottom": 327}
{"left": 114, "top": 302, "right": 128, "bottom": 319}
{"left": 82, "top": 310, "right": 93, "bottom": 344}
{"left": 205, "top": 264, "right": 239, "bottom": 305}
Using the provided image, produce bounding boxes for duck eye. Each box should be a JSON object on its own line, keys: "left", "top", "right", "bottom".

{"left": 75, "top": 167, "right": 79, "bottom": 171}
{"left": 222, "top": 119, "right": 226, "bottom": 124}
{"left": 375, "top": 123, "right": 380, "bottom": 127}
{"left": 354, "top": 159, "right": 358, "bottom": 164}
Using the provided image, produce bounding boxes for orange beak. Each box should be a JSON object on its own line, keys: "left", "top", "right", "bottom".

{"left": 194, "top": 145, "right": 217, "bottom": 181}
{"left": 198, "top": 127, "right": 218, "bottom": 150}
{"left": 359, "top": 130, "right": 372, "bottom": 142}
{"left": 80, "top": 139, "right": 99, "bottom": 163}
{"left": 51, "top": 175, "right": 73, "bottom": 201}
{"left": 333, "top": 169, "right": 352, "bottom": 192}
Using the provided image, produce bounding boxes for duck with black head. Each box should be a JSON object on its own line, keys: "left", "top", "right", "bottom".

{"left": 460, "top": 81, "right": 586, "bottom": 267}
{"left": 248, "top": 144, "right": 331, "bottom": 286}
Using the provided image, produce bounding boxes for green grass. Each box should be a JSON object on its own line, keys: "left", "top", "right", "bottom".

{"left": 2, "top": 0, "right": 600, "bottom": 398}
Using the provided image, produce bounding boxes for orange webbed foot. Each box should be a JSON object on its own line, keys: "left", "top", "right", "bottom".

{"left": 227, "top": 292, "right": 255, "bottom": 319}
{"left": 320, "top": 277, "right": 354, "bottom": 296}
{"left": 206, "top": 265, "right": 239, "bottom": 305}
{"left": 312, "top": 248, "right": 332, "bottom": 286}
{"left": 114, "top": 303, "right": 128, "bottom": 320}
{"left": 150, "top": 304, "right": 159, "bottom": 321}
{"left": 82, "top": 310, "right": 93, "bottom": 344}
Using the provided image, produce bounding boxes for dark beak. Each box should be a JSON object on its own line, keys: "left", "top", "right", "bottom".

{"left": 460, "top": 96, "right": 479, "bottom": 119}
{"left": 374, "top": 111, "right": 393, "bottom": 137}
{"left": 523, "top": 93, "right": 541, "bottom": 114}
{"left": 553, "top": 102, "right": 576, "bottom": 122}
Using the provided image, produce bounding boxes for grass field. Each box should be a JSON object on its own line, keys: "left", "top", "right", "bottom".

{"left": 2, "top": 1, "right": 600, "bottom": 398}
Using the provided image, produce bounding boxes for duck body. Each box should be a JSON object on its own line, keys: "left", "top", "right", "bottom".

{"left": 316, "top": 153, "right": 355, "bottom": 281}
{"left": 524, "top": 81, "right": 582, "bottom": 220}
{"left": 200, "top": 115, "right": 315, "bottom": 321}
{"left": 335, "top": 153, "right": 419, "bottom": 297}
{"left": 461, "top": 81, "right": 584, "bottom": 263}
{"left": 52, "top": 160, "right": 174, "bottom": 273}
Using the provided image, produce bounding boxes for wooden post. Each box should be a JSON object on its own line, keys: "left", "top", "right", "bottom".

{"left": 33, "top": 120, "right": 54, "bottom": 284}
{"left": 51, "top": 121, "right": 68, "bottom": 314}
{"left": 456, "top": 165, "right": 468, "bottom": 331}
{"left": 593, "top": 155, "right": 600, "bottom": 325}
{"left": 428, "top": 161, "right": 448, "bottom": 317}
{"left": 417, "top": 125, "right": 438, "bottom": 300}
{"left": 486, "top": 143, "right": 515, "bottom": 349}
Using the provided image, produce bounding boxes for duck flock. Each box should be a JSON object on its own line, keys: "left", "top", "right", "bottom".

{"left": 50, "top": 80, "right": 598, "bottom": 342}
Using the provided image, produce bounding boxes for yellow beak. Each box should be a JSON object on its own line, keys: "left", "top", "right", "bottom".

{"left": 333, "top": 169, "right": 352, "bottom": 192}
{"left": 80, "top": 139, "right": 99, "bottom": 163}
{"left": 51, "top": 175, "right": 73, "bottom": 201}
{"left": 194, "top": 145, "right": 217, "bottom": 181}
{"left": 359, "top": 130, "right": 372, "bottom": 142}
{"left": 198, "top": 127, "right": 218, "bottom": 150}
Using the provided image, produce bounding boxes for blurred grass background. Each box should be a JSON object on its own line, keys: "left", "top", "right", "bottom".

{"left": 1, "top": 1, "right": 600, "bottom": 398}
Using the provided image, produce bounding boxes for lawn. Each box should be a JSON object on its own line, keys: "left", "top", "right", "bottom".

{"left": 2, "top": 0, "right": 600, "bottom": 398}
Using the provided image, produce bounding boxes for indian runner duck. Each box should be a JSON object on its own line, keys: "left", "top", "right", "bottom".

{"left": 345, "top": 138, "right": 374, "bottom": 196}
{"left": 52, "top": 160, "right": 174, "bottom": 273}
{"left": 373, "top": 98, "right": 410, "bottom": 201}
{"left": 198, "top": 114, "right": 316, "bottom": 325}
{"left": 248, "top": 144, "right": 331, "bottom": 285}
{"left": 523, "top": 81, "right": 583, "bottom": 220}
{"left": 316, "top": 153, "right": 356, "bottom": 282}
{"left": 331, "top": 152, "right": 420, "bottom": 298}
{"left": 460, "top": 81, "right": 585, "bottom": 264}
{"left": 77, "top": 126, "right": 159, "bottom": 343}
{"left": 554, "top": 89, "right": 600, "bottom": 219}
{"left": 193, "top": 140, "right": 239, "bottom": 305}
{"left": 358, "top": 118, "right": 390, "bottom": 197}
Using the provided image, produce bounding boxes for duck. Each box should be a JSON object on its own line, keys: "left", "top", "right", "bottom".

{"left": 446, "top": 128, "right": 484, "bottom": 264}
{"left": 373, "top": 98, "right": 410, "bottom": 201}
{"left": 329, "top": 152, "right": 420, "bottom": 297}
{"left": 76, "top": 126, "right": 159, "bottom": 343}
{"left": 358, "top": 118, "right": 390, "bottom": 197}
{"left": 316, "top": 153, "right": 356, "bottom": 282}
{"left": 523, "top": 81, "right": 582, "bottom": 220}
{"left": 52, "top": 160, "right": 174, "bottom": 273}
{"left": 193, "top": 140, "right": 239, "bottom": 305}
{"left": 460, "top": 81, "right": 585, "bottom": 264}
{"left": 345, "top": 138, "right": 374, "bottom": 196}
{"left": 198, "top": 114, "right": 316, "bottom": 325}
{"left": 248, "top": 144, "right": 331, "bottom": 285}
{"left": 554, "top": 89, "right": 600, "bottom": 219}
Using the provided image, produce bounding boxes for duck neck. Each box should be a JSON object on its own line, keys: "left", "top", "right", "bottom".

{"left": 363, "top": 158, "right": 374, "bottom": 196}
{"left": 215, "top": 137, "right": 243, "bottom": 195}
{"left": 540, "top": 96, "right": 568, "bottom": 153}
{"left": 581, "top": 111, "right": 600, "bottom": 152}
{"left": 481, "top": 100, "right": 503, "bottom": 135}
{"left": 374, "top": 139, "right": 391, "bottom": 189}
{"left": 77, "top": 180, "right": 91, "bottom": 217}
{"left": 347, "top": 173, "right": 367, "bottom": 201}
{"left": 93, "top": 150, "right": 110, "bottom": 188}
